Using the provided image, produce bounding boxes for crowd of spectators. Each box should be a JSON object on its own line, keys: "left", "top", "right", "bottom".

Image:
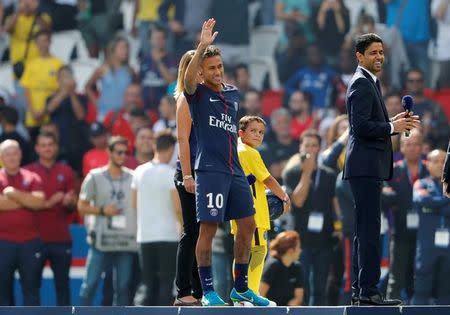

{"left": 0, "top": 0, "right": 449, "bottom": 307}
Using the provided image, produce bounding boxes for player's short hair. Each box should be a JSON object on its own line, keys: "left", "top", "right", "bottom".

{"left": 299, "top": 129, "right": 321, "bottom": 146}
{"left": 154, "top": 129, "right": 177, "bottom": 152}
{"left": 355, "top": 33, "right": 383, "bottom": 55}
{"left": 108, "top": 136, "right": 128, "bottom": 152}
{"left": 203, "top": 45, "right": 221, "bottom": 59}
{"left": 239, "top": 115, "right": 266, "bottom": 131}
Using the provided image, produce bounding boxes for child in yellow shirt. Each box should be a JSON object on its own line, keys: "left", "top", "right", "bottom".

{"left": 231, "top": 115, "right": 290, "bottom": 293}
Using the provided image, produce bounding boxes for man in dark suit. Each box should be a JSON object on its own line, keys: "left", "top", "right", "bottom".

{"left": 343, "top": 33, "right": 420, "bottom": 306}
{"left": 443, "top": 141, "right": 450, "bottom": 197}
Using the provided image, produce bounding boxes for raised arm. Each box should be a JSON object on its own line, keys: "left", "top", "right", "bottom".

{"left": 184, "top": 18, "right": 218, "bottom": 95}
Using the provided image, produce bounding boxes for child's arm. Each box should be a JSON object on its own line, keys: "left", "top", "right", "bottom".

{"left": 264, "top": 175, "right": 290, "bottom": 213}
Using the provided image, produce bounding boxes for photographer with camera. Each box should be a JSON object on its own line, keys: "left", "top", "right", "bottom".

{"left": 282, "top": 129, "right": 342, "bottom": 306}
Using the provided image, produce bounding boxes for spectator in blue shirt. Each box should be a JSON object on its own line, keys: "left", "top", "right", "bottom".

{"left": 284, "top": 43, "right": 336, "bottom": 109}
{"left": 386, "top": 0, "right": 430, "bottom": 78}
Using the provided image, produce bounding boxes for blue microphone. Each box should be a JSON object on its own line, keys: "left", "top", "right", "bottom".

{"left": 402, "top": 95, "right": 414, "bottom": 137}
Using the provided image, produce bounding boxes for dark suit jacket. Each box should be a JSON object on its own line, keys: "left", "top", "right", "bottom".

{"left": 343, "top": 67, "right": 393, "bottom": 180}
{"left": 443, "top": 141, "right": 450, "bottom": 184}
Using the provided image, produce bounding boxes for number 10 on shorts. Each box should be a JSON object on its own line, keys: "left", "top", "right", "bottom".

{"left": 206, "top": 193, "right": 224, "bottom": 209}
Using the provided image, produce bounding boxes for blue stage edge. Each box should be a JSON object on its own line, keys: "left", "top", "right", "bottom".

{"left": 1, "top": 306, "right": 450, "bottom": 315}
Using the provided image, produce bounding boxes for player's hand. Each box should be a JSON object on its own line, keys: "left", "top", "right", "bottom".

{"left": 199, "top": 18, "right": 218, "bottom": 47}
{"left": 103, "top": 205, "right": 120, "bottom": 216}
{"left": 282, "top": 193, "right": 291, "bottom": 214}
{"left": 184, "top": 177, "right": 195, "bottom": 194}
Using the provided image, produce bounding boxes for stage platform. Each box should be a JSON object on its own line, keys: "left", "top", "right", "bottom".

{"left": 1, "top": 306, "right": 450, "bottom": 315}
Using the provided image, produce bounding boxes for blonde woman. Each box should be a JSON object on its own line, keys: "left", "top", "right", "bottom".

{"left": 173, "top": 50, "right": 203, "bottom": 306}
{"left": 85, "top": 36, "right": 136, "bottom": 120}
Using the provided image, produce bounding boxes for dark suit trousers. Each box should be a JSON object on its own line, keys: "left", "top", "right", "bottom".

{"left": 349, "top": 177, "right": 382, "bottom": 297}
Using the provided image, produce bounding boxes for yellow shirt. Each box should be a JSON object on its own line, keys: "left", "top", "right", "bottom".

{"left": 231, "top": 139, "right": 271, "bottom": 234}
{"left": 20, "top": 56, "right": 63, "bottom": 127}
{"left": 9, "top": 14, "right": 52, "bottom": 65}
{"left": 136, "top": 0, "right": 174, "bottom": 21}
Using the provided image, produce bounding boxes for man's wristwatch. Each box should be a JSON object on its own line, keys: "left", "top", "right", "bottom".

{"left": 183, "top": 175, "right": 193, "bottom": 180}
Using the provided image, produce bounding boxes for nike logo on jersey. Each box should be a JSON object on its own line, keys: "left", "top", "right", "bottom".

{"left": 210, "top": 97, "right": 221, "bottom": 102}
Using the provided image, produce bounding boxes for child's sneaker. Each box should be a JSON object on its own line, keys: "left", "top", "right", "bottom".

{"left": 201, "top": 291, "right": 228, "bottom": 306}
{"left": 230, "top": 288, "right": 276, "bottom": 306}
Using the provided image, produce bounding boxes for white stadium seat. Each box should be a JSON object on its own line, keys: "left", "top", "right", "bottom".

{"left": 50, "top": 30, "right": 89, "bottom": 63}
{"left": 69, "top": 58, "right": 101, "bottom": 93}
{"left": 0, "top": 63, "right": 15, "bottom": 96}
{"left": 249, "top": 25, "right": 282, "bottom": 90}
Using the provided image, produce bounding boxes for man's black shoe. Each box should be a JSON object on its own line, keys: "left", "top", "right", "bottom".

{"left": 351, "top": 296, "right": 359, "bottom": 305}
{"left": 359, "top": 294, "right": 402, "bottom": 306}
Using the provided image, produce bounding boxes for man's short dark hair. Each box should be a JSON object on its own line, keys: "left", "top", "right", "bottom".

{"left": 406, "top": 68, "right": 424, "bottom": 79}
{"left": 151, "top": 24, "right": 167, "bottom": 37}
{"left": 108, "top": 136, "right": 128, "bottom": 152}
{"left": 34, "top": 29, "right": 51, "bottom": 41}
{"left": 154, "top": 130, "right": 176, "bottom": 152}
{"left": 135, "top": 125, "right": 153, "bottom": 137}
{"left": 234, "top": 63, "right": 248, "bottom": 76}
{"left": 383, "top": 89, "right": 401, "bottom": 101}
{"left": 245, "top": 88, "right": 261, "bottom": 98}
{"left": 0, "top": 106, "right": 18, "bottom": 125}
{"left": 299, "top": 129, "right": 322, "bottom": 146}
{"left": 36, "top": 131, "right": 58, "bottom": 145}
{"left": 355, "top": 33, "right": 383, "bottom": 54}
{"left": 58, "top": 65, "right": 73, "bottom": 76}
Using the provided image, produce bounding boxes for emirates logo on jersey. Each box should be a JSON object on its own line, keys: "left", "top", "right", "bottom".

{"left": 208, "top": 113, "right": 237, "bottom": 133}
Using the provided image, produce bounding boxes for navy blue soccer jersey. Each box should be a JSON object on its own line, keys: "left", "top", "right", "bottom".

{"left": 185, "top": 83, "right": 244, "bottom": 176}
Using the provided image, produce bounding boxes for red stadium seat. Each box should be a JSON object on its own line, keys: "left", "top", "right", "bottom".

{"left": 423, "top": 88, "right": 450, "bottom": 120}
{"left": 261, "top": 89, "right": 283, "bottom": 118}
